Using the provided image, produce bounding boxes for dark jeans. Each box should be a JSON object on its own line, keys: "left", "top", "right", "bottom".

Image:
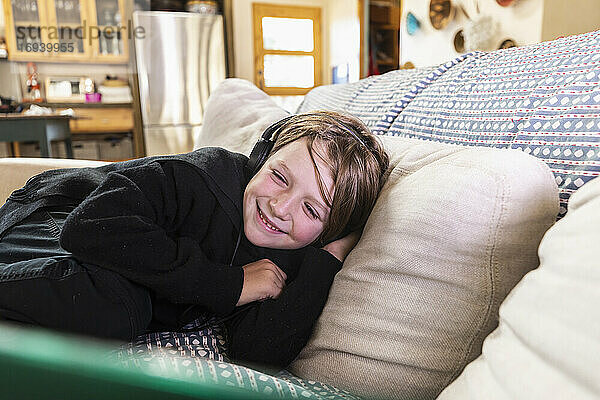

{"left": 0, "top": 205, "right": 152, "bottom": 341}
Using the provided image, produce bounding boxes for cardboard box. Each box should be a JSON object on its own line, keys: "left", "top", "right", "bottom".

{"left": 0, "top": 143, "right": 12, "bottom": 157}
{"left": 98, "top": 135, "right": 133, "bottom": 161}
{"left": 52, "top": 140, "right": 101, "bottom": 160}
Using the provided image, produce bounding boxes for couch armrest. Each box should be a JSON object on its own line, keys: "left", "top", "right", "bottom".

{"left": 0, "top": 157, "right": 109, "bottom": 206}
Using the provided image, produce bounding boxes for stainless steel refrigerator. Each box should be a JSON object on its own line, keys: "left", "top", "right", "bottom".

{"left": 133, "top": 11, "right": 226, "bottom": 156}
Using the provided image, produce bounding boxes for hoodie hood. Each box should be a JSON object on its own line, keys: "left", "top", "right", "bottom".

{"left": 175, "top": 147, "right": 251, "bottom": 232}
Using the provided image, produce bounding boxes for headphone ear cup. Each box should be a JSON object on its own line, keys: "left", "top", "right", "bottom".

{"left": 248, "top": 139, "right": 274, "bottom": 175}
{"left": 247, "top": 114, "right": 294, "bottom": 175}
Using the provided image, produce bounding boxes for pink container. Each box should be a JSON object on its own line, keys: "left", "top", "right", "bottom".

{"left": 85, "top": 93, "right": 102, "bottom": 103}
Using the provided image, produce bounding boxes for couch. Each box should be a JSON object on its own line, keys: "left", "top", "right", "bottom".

{"left": 0, "top": 30, "right": 598, "bottom": 400}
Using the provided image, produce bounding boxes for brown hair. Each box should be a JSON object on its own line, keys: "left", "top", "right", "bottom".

{"left": 268, "top": 111, "right": 389, "bottom": 245}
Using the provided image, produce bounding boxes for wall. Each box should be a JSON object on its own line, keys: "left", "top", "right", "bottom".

{"left": 232, "top": 0, "right": 329, "bottom": 84}
{"left": 0, "top": 60, "right": 129, "bottom": 101}
{"left": 400, "top": 0, "right": 600, "bottom": 68}
{"left": 1, "top": 59, "right": 129, "bottom": 100}
{"left": 400, "top": 0, "right": 544, "bottom": 67}
{"left": 13, "top": 61, "right": 129, "bottom": 85}
{"left": 0, "top": 2, "right": 5, "bottom": 37}
{"left": 541, "top": 0, "right": 600, "bottom": 42}
{"left": 327, "top": 0, "right": 360, "bottom": 83}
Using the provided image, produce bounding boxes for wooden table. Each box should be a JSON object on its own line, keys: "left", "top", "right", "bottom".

{"left": 0, "top": 114, "right": 74, "bottom": 158}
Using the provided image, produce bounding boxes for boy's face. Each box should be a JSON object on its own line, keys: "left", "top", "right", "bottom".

{"left": 243, "top": 138, "right": 334, "bottom": 250}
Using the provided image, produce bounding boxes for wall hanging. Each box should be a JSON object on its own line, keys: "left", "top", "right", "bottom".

{"left": 496, "top": 0, "right": 515, "bottom": 6}
{"left": 429, "top": 0, "right": 455, "bottom": 30}
{"left": 406, "top": 12, "right": 421, "bottom": 35}
{"left": 453, "top": 29, "right": 465, "bottom": 52}
{"left": 499, "top": 39, "right": 517, "bottom": 49}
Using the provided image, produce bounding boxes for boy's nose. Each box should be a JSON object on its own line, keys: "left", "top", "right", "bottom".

{"left": 269, "top": 194, "right": 294, "bottom": 220}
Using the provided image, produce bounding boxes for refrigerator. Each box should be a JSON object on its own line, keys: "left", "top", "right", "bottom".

{"left": 133, "top": 11, "right": 226, "bottom": 156}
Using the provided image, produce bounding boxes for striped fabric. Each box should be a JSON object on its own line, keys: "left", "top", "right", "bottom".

{"left": 348, "top": 66, "right": 442, "bottom": 128}
{"left": 298, "top": 67, "right": 441, "bottom": 128}
{"left": 297, "top": 80, "right": 361, "bottom": 114}
{"left": 300, "top": 31, "right": 600, "bottom": 217}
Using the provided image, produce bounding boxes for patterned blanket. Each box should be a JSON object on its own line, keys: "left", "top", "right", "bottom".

{"left": 115, "top": 319, "right": 360, "bottom": 399}
{"left": 300, "top": 30, "right": 600, "bottom": 218}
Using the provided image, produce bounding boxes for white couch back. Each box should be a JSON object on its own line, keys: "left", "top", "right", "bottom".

{"left": 0, "top": 158, "right": 107, "bottom": 206}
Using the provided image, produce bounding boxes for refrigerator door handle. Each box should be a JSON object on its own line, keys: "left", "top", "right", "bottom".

{"left": 138, "top": 69, "right": 150, "bottom": 118}
{"left": 204, "top": 17, "right": 215, "bottom": 96}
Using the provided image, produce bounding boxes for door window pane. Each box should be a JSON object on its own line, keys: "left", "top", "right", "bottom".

{"left": 262, "top": 17, "right": 313, "bottom": 51}
{"left": 263, "top": 55, "right": 314, "bottom": 88}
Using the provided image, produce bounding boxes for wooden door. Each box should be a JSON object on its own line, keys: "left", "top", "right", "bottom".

{"left": 253, "top": 3, "right": 322, "bottom": 96}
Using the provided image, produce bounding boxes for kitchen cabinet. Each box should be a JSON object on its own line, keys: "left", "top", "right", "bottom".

{"left": 3, "top": 0, "right": 129, "bottom": 63}
{"left": 55, "top": 105, "right": 141, "bottom": 159}
{"left": 88, "top": 0, "right": 128, "bottom": 61}
{"left": 3, "top": 0, "right": 51, "bottom": 61}
{"left": 59, "top": 106, "right": 134, "bottom": 134}
{"left": 46, "top": 0, "right": 91, "bottom": 60}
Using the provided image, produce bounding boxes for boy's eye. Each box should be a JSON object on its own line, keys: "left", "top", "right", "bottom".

{"left": 305, "top": 203, "right": 319, "bottom": 219}
{"left": 271, "top": 169, "right": 319, "bottom": 220}
{"left": 272, "top": 170, "right": 286, "bottom": 184}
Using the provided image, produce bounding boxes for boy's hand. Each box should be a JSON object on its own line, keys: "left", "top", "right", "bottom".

{"left": 236, "top": 259, "right": 288, "bottom": 307}
{"left": 322, "top": 230, "right": 362, "bottom": 262}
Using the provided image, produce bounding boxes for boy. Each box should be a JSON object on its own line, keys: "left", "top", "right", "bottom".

{"left": 0, "top": 111, "right": 389, "bottom": 369}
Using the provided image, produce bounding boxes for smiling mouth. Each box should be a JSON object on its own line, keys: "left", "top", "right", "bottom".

{"left": 257, "top": 203, "right": 286, "bottom": 234}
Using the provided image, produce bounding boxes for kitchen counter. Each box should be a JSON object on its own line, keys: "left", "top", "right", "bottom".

{"left": 0, "top": 114, "right": 76, "bottom": 120}
{"left": 21, "top": 102, "right": 132, "bottom": 109}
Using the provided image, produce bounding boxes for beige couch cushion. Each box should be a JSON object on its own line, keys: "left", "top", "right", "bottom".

{"left": 289, "top": 136, "right": 559, "bottom": 400}
{"left": 193, "top": 78, "right": 288, "bottom": 155}
{"left": 0, "top": 158, "right": 107, "bottom": 206}
{"left": 437, "top": 176, "right": 600, "bottom": 400}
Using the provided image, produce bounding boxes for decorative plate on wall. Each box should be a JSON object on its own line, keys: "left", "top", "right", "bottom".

{"left": 453, "top": 30, "right": 465, "bottom": 52}
{"left": 406, "top": 12, "right": 421, "bottom": 35}
{"left": 496, "top": 0, "right": 515, "bottom": 6}
{"left": 429, "top": 0, "right": 455, "bottom": 30}
{"left": 499, "top": 39, "right": 517, "bottom": 49}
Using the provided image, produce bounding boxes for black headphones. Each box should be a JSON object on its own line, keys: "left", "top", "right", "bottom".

{"left": 246, "top": 114, "right": 295, "bottom": 176}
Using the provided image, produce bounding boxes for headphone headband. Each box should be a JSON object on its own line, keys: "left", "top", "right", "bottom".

{"left": 247, "top": 113, "right": 370, "bottom": 176}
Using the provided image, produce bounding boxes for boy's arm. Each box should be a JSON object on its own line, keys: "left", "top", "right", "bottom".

{"left": 225, "top": 246, "right": 342, "bottom": 370}
{"left": 59, "top": 160, "right": 243, "bottom": 316}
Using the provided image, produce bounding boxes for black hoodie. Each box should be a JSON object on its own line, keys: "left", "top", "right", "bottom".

{"left": 0, "top": 147, "right": 342, "bottom": 369}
